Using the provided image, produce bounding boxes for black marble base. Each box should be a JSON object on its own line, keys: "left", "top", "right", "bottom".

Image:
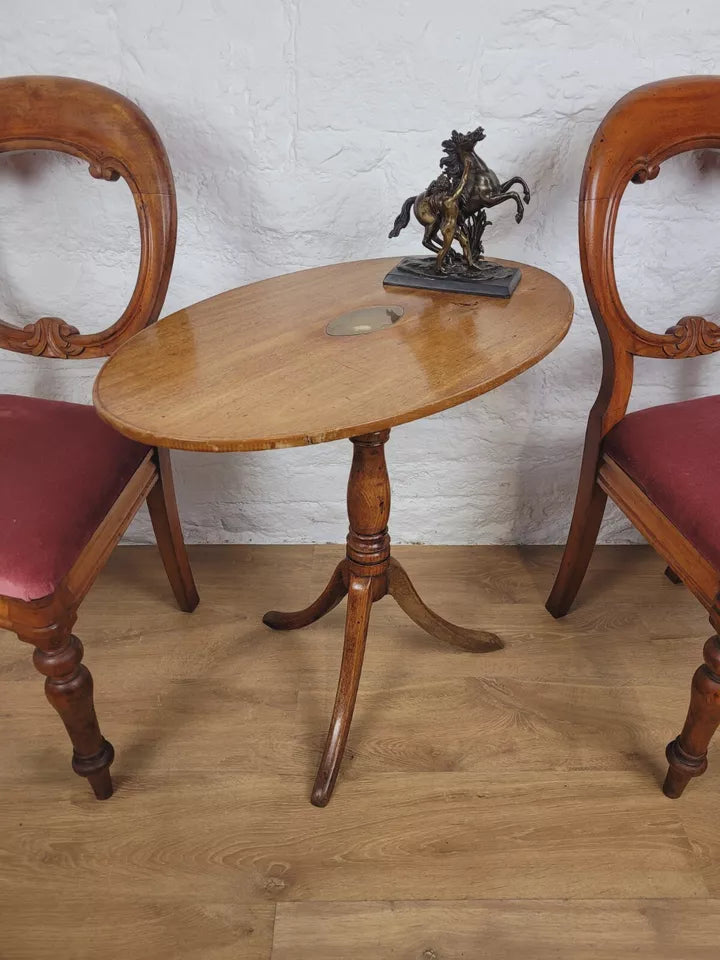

{"left": 383, "top": 256, "right": 521, "bottom": 298}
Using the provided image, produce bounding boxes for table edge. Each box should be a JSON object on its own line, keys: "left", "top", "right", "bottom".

{"left": 93, "top": 286, "right": 574, "bottom": 451}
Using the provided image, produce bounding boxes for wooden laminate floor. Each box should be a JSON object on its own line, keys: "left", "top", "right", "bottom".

{"left": 1, "top": 544, "right": 718, "bottom": 958}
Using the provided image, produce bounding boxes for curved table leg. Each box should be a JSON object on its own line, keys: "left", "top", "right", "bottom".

{"left": 387, "top": 557, "right": 503, "bottom": 652}
{"left": 311, "top": 576, "right": 373, "bottom": 807}
{"left": 263, "top": 561, "right": 348, "bottom": 630}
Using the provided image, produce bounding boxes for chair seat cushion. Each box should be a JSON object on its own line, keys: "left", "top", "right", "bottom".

{"left": 0, "top": 394, "right": 151, "bottom": 602}
{"left": 604, "top": 394, "right": 720, "bottom": 571}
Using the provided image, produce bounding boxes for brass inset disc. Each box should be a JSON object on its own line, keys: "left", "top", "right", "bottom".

{"left": 326, "top": 305, "right": 405, "bottom": 336}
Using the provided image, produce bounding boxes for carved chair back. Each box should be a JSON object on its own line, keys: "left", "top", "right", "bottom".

{"left": 580, "top": 76, "right": 720, "bottom": 434}
{"left": 0, "top": 75, "right": 176, "bottom": 359}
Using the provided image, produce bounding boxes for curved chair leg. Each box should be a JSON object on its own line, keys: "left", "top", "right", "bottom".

{"left": 263, "top": 561, "right": 348, "bottom": 631}
{"left": 663, "top": 634, "right": 720, "bottom": 798}
{"left": 23, "top": 630, "right": 114, "bottom": 799}
{"left": 147, "top": 447, "right": 199, "bottom": 613}
{"left": 665, "top": 566, "right": 682, "bottom": 585}
{"left": 311, "top": 576, "right": 373, "bottom": 807}
{"left": 387, "top": 557, "right": 502, "bottom": 652}
{"left": 546, "top": 461, "right": 607, "bottom": 619}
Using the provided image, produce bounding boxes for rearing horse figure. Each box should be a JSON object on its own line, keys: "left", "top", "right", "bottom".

{"left": 389, "top": 126, "right": 530, "bottom": 273}
{"left": 441, "top": 126, "right": 530, "bottom": 226}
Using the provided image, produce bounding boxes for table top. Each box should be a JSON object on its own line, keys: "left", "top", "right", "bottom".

{"left": 93, "top": 257, "right": 573, "bottom": 452}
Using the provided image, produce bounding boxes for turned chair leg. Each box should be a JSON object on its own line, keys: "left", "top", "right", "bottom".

{"left": 21, "top": 629, "right": 114, "bottom": 799}
{"left": 147, "top": 447, "right": 199, "bottom": 613}
{"left": 664, "top": 634, "right": 720, "bottom": 798}
{"left": 546, "top": 443, "right": 607, "bottom": 618}
{"left": 311, "top": 576, "right": 373, "bottom": 807}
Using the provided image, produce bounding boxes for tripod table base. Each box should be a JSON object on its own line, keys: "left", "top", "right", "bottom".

{"left": 262, "top": 430, "right": 502, "bottom": 807}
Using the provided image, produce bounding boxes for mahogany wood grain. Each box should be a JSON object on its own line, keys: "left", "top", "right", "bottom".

{"left": 664, "top": 635, "right": 720, "bottom": 798}
{"left": 147, "top": 448, "right": 200, "bottom": 613}
{"left": 597, "top": 457, "right": 720, "bottom": 614}
{"left": 546, "top": 76, "right": 720, "bottom": 798}
{"left": 93, "top": 257, "right": 573, "bottom": 451}
{"left": 263, "top": 561, "right": 347, "bottom": 630}
{"left": 387, "top": 556, "right": 502, "bottom": 652}
{"left": 95, "top": 256, "right": 571, "bottom": 804}
{"left": 263, "top": 431, "right": 504, "bottom": 806}
{"left": 312, "top": 575, "right": 373, "bottom": 807}
{"left": 0, "top": 75, "right": 175, "bottom": 358}
{"left": 0, "top": 76, "right": 197, "bottom": 799}
{"left": 32, "top": 631, "right": 115, "bottom": 800}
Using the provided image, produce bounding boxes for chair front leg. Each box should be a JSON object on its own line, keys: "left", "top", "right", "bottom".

{"left": 664, "top": 634, "right": 720, "bottom": 798}
{"left": 19, "top": 628, "right": 114, "bottom": 799}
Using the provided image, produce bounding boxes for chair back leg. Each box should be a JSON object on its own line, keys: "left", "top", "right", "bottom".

{"left": 146, "top": 447, "right": 199, "bottom": 612}
{"left": 546, "top": 426, "right": 607, "bottom": 618}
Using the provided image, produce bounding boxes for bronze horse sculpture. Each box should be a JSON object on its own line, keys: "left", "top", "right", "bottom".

{"left": 388, "top": 127, "right": 530, "bottom": 275}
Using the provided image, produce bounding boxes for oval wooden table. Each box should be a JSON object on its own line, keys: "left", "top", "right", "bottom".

{"left": 94, "top": 256, "right": 573, "bottom": 805}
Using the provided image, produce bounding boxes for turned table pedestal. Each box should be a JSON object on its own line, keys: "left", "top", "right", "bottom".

{"left": 94, "top": 256, "right": 573, "bottom": 805}
{"left": 263, "top": 428, "right": 502, "bottom": 805}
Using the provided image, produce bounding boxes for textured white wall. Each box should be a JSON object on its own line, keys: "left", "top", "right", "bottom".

{"left": 1, "top": 0, "right": 720, "bottom": 545}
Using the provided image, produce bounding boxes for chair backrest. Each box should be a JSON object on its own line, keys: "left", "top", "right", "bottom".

{"left": 0, "top": 75, "right": 176, "bottom": 359}
{"left": 580, "top": 76, "right": 720, "bottom": 433}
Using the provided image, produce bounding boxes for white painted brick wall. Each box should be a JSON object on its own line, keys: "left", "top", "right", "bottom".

{"left": 1, "top": 0, "right": 719, "bottom": 545}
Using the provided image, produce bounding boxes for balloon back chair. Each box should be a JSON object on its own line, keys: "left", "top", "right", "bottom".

{"left": 0, "top": 76, "right": 198, "bottom": 800}
{"left": 547, "top": 76, "right": 720, "bottom": 799}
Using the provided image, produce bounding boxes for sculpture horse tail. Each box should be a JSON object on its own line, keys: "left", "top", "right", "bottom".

{"left": 388, "top": 195, "right": 416, "bottom": 238}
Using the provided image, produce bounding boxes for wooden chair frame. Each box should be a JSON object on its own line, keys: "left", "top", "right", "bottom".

{"left": 547, "top": 76, "right": 720, "bottom": 799}
{"left": 0, "top": 76, "right": 198, "bottom": 799}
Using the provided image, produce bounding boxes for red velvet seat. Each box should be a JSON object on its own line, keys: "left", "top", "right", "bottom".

{"left": 0, "top": 394, "right": 150, "bottom": 601}
{"left": 603, "top": 395, "right": 720, "bottom": 573}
